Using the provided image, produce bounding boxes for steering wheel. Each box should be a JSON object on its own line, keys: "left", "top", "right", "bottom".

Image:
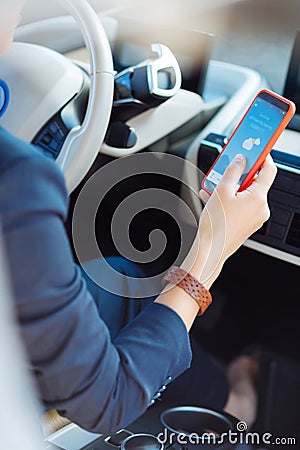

{"left": 0, "top": 0, "right": 114, "bottom": 193}
{"left": 58, "top": 0, "right": 114, "bottom": 192}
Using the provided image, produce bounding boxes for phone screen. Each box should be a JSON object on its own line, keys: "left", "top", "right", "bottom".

{"left": 204, "top": 93, "right": 288, "bottom": 192}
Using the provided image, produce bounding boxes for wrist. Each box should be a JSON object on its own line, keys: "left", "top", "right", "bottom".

{"left": 163, "top": 266, "right": 212, "bottom": 317}
{"left": 189, "top": 244, "right": 225, "bottom": 290}
{"left": 178, "top": 229, "right": 226, "bottom": 290}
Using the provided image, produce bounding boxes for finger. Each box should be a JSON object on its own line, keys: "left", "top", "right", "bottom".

{"left": 199, "top": 189, "right": 210, "bottom": 204}
{"left": 249, "top": 155, "right": 277, "bottom": 193}
{"left": 218, "top": 154, "right": 246, "bottom": 193}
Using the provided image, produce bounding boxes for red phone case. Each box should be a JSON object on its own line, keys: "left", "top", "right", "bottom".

{"left": 202, "top": 89, "right": 296, "bottom": 194}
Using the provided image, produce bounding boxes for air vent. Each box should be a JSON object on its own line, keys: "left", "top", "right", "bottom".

{"left": 286, "top": 214, "right": 300, "bottom": 249}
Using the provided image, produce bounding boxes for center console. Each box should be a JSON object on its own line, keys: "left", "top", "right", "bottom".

{"left": 45, "top": 404, "right": 240, "bottom": 450}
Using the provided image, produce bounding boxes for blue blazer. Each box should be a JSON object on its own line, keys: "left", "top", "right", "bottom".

{"left": 0, "top": 127, "right": 191, "bottom": 433}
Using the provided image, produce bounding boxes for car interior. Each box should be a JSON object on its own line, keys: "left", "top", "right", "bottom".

{"left": 0, "top": 0, "right": 299, "bottom": 449}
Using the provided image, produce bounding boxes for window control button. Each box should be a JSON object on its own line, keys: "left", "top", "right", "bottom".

{"left": 49, "top": 139, "right": 59, "bottom": 152}
{"left": 42, "top": 133, "right": 52, "bottom": 145}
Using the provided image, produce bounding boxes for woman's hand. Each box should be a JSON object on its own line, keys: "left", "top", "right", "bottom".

{"left": 192, "top": 154, "right": 277, "bottom": 288}
{"left": 156, "top": 154, "right": 277, "bottom": 331}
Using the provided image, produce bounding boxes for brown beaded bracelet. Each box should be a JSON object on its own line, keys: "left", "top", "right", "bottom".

{"left": 163, "top": 266, "right": 212, "bottom": 316}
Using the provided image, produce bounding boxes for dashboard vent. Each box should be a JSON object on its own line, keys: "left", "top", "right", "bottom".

{"left": 286, "top": 214, "right": 300, "bottom": 249}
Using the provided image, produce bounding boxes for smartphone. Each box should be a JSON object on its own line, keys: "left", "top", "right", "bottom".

{"left": 202, "top": 89, "right": 296, "bottom": 194}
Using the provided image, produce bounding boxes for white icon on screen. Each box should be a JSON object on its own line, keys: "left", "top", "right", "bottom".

{"left": 242, "top": 137, "right": 261, "bottom": 151}
{"left": 207, "top": 170, "right": 222, "bottom": 185}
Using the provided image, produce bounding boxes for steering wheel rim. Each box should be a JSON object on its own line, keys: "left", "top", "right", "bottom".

{"left": 55, "top": 0, "right": 114, "bottom": 193}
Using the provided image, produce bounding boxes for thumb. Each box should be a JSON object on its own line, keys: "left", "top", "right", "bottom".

{"left": 219, "top": 154, "right": 246, "bottom": 192}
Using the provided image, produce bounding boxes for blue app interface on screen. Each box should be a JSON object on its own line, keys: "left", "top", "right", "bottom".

{"left": 205, "top": 96, "right": 286, "bottom": 192}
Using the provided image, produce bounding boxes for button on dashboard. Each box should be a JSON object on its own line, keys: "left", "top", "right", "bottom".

{"left": 269, "top": 223, "right": 286, "bottom": 240}
{"left": 272, "top": 208, "right": 291, "bottom": 226}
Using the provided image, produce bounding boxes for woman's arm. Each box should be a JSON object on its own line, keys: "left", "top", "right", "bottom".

{"left": 0, "top": 141, "right": 191, "bottom": 433}
{"left": 156, "top": 154, "right": 277, "bottom": 330}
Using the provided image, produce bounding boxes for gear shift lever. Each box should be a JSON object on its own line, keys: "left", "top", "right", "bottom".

{"left": 105, "top": 44, "right": 182, "bottom": 149}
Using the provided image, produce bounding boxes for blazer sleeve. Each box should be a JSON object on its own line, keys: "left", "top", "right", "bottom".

{"left": 0, "top": 149, "right": 192, "bottom": 433}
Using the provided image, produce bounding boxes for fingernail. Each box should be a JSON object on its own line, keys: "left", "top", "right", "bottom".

{"left": 232, "top": 154, "right": 245, "bottom": 164}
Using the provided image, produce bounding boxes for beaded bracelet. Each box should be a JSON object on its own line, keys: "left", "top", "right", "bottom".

{"left": 163, "top": 266, "right": 212, "bottom": 316}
